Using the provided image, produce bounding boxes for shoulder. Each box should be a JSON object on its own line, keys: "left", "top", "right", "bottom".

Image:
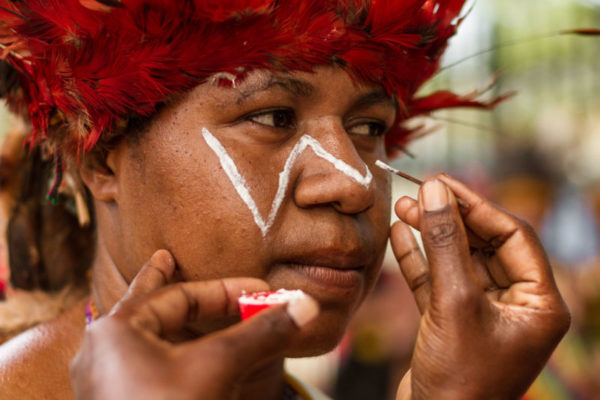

{"left": 0, "top": 299, "right": 87, "bottom": 400}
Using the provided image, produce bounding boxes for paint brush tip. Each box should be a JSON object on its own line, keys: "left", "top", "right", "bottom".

{"left": 375, "top": 160, "right": 423, "bottom": 186}
{"left": 375, "top": 159, "right": 394, "bottom": 172}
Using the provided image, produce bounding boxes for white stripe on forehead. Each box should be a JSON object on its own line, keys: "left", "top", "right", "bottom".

{"left": 202, "top": 128, "right": 372, "bottom": 237}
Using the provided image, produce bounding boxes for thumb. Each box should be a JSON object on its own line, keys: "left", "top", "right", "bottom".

{"left": 182, "top": 294, "right": 319, "bottom": 377}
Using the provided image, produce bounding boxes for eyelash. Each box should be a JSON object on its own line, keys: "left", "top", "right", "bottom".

{"left": 347, "top": 121, "right": 388, "bottom": 137}
{"left": 246, "top": 108, "right": 296, "bottom": 129}
{"left": 246, "top": 108, "right": 388, "bottom": 137}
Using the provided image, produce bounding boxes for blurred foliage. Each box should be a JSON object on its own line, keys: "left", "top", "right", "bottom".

{"left": 399, "top": 0, "right": 600, "bottom": 185}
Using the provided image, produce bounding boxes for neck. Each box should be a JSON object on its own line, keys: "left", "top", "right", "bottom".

{"left": 90, "top": 233, "right": 129, "bottom": 315}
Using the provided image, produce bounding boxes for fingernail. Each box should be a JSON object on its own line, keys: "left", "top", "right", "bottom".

{"left": 286, "top": 295, "right": 319, "bottom": 327}
{"left": 422, "top": 180, "right": 448, "bottom": 211}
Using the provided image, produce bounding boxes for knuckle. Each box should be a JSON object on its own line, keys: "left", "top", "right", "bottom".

{"left": 396, "top": 247, "right": 420, "bottom": 264}
{"left": 554, "top": 304, "right": 572, "bottom": 336}
{"left": 408, "top": 272, "right": 430, "bottom": 292}
{"left": 423, "top": 221, "right": 459, "bottom": 249}
{"left": 530, "top": 305, "right": 572, "bottom": 348}
{"left": 454, "top": 285, "right": 480, "bottom": 307}
{"left": 511, "top": 215, "right": 537, "bottom": 238}
{"left": 521, "top": 223, "right": 541, "bottom": 242}
{"left": 513, "top": 219, "right": 544, "bottom": 247}
{"left": 434, "top": 281, "right": 481, "bottom": 313}
{"left": 451, "top": 284, "right": 478, "bottom": 306}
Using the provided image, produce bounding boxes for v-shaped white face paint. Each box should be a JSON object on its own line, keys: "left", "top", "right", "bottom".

{"left": 202, "top": 127, "right": 373, "bottom": 237}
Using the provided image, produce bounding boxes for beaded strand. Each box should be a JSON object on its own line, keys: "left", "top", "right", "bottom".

{"left": 85, "top": 297, "right": 100, "bottom": 325}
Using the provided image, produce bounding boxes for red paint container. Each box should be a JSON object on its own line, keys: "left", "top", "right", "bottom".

{"left": 238, "top": 289, "right": 307, "bottom": 320}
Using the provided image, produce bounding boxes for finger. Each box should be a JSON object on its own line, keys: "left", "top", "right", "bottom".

{"left": 471, "top": 250, "right": 500, "bottom": 291}
{"left": 484, "top": 252, "right": 512, "bottom": 288}
{"left": 396, "top": 183, "right": 504, "bottom": 291}
{"left": 115, "top": 278, "right": 270, "bottom": 336}
{"left": 180, "top": 294, "right": 319, "bottom": 379}
{"left": 418, "top": 179, "right": 480, "bottom": 306}
{"left": 437, "top": 174, "right": 520, "bottom": 243}
{"left": 124, "top": 249, "right": 176, "bottom": 300}
{"left": 395, "top": 196, "right": 419, "bottom": 229}
{"left": 438, "top": 174, "right": 554, "bottom": 288}
{"left": 390, "top": 220, "right": 430, "bottom": 313}
{"left": 396, "top": 195, "right": 489, "bottom": 249}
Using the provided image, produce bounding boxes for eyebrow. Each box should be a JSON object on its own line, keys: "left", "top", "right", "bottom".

{"left": 236, "top": 76, "right": 315, "bottom": 104}
{"left": 234, "top": 74, "right": 396, "bottom": 110}
{"left": 353, "top": 90, "right": 398, "bottom": 110}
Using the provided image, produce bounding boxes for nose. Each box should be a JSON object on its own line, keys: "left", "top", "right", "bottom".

{"left": 293, "top": 119, "right": 376, "bottom": 215}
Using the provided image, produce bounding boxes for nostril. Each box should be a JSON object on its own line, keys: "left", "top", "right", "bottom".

{"left": 294, "top": 170, "right": 375, "bottom": 215}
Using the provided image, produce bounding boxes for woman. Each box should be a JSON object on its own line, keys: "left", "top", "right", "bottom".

{"left": 0, "top": 1, "right": 569, "bottom": 399}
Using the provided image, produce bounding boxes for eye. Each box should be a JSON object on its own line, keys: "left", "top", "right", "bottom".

{"left": 247, "top": 109, "right": 296, "bottom": 129}
{"left": 347, "top": 121, "right": 388, "bottom": 137}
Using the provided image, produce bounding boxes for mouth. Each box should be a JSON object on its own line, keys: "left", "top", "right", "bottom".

{"left": 268, "top": 242, "right": 376, "bottom": 301}
{"left": 279, "top": 262, "right": 364, "bottom": 289}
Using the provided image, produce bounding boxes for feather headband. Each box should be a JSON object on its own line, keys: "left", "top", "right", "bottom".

{"left": 0, "top": 0, "right": 500, "bottom": 157}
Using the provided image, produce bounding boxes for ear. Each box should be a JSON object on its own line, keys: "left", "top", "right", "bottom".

{"left": 79, "top": 146, "right": 122, "bottom": 203}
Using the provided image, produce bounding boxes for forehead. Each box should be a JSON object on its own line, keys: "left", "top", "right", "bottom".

{"left": 203, "top": 67, "right": 397, "bottom": 107}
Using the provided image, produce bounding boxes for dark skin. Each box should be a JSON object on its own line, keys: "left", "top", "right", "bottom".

{"left": 84, "top": 66, "right": 394, "bottom": 361}
{"left": 71, "top": 250, "right": 320, "bottom": 400}
{"left": 71, "top": 176, "right": 570, "bottom": 400}
{"left": 1, "top": 66, "right": 570, "bottom": 399}
{"left": 0, "top": 66, "right": 393, "bottom": 400}
{"left": 394, "top": 176, "right": 570, "bottom": 399}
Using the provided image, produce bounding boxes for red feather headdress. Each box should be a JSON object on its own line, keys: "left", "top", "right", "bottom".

{"left": 0, "top": 0, "right": 496, "bottom": 156}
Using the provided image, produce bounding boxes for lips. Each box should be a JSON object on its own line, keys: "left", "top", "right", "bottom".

{"left": 271, "top": 246, "right": 374, "bottom": 291}
{"left": 281, "top": 263, "right": 363, "bottom": 289}
{"left": 277, "top": 245, "right": 373, "bottom": 269}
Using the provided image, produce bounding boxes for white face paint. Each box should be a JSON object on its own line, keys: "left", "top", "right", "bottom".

{"left": 202, "top": 127, "right": 373, "bottom": 237}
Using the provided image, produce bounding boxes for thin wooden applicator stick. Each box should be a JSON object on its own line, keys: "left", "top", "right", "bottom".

{"left": 375, "top": 160, "right": 469, "bottom": 209}
{"left": 375, "top": 160, "right": 423, "bottom": 185}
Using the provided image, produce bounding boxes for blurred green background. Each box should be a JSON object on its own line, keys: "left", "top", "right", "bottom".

{"left": 394, "top": 0, "right": 600, "bottom": 186}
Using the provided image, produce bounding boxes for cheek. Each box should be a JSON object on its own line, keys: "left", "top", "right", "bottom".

{"left": 118, "top": 141, "right": 273, "bottom": 282}
{"left": 362, "top": 175, "right": 392, "bottom": 288}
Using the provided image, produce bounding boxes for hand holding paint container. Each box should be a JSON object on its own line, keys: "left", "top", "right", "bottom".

{"left": 238, "top": 289, "right": 310, "bottom": 320}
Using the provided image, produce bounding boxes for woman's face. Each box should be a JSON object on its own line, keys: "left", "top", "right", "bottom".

{"left": 106, "top": 66, "right": 395, "bottom": 356}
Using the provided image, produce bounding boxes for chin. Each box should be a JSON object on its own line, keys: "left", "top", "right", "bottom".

{"left": 283, "top": 310, "right": 350, "bottom": 358}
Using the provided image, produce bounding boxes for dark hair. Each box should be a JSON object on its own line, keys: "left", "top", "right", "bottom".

{"left": 5, "top": 144, "right": 95, "bottom": 291}
{"left": 1, "top": 92, "right": 169, "bottom": 292}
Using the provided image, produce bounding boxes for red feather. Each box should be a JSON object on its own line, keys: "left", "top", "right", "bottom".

{"left": 409, "top": 90, "right": 515, "bottom": 115}
{"left": 0, "top": 0, "right": 480, "bottom": 156}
